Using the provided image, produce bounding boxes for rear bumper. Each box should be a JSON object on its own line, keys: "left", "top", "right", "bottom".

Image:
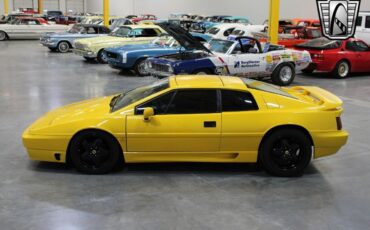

{"left": 305, "top": 62, "right": 334, "bottom": 72}
{"left": 312, "top": 130, "right": 349, "bottom": 158}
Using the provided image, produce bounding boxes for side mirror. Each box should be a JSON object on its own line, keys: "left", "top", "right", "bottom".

{"left": 143, "top": 107, "right": 154, "bottom": 121}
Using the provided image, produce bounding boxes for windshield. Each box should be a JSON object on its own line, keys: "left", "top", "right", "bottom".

{"left": 111, "top": 79, "right": 170, "bottom": 112}
{"left": 299, "top": 37, "right": 342, "bottom": 49}
{"left": 152, "top": 36, "right": 178, "bottom": 47}
{"left": 68, "top": 25, "right": 85, "bottom": 33}
{"left": 206, "top": 27, "right": 220, "bottom": 35}
{"left": 242, "top": 79, "right": 295, "bottom": 98}
{"left": 109, "top": 26, "right": 132, "bottom": 37}
{"left": 209, "top": 39, "right": 234, "bottom": 53}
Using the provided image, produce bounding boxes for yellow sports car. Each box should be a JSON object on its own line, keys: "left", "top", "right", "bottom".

{"left": 22, "top": 76, "right": 348, "bottom": 176}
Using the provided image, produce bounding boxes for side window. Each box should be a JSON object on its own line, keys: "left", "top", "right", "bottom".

{"left": 231, "top": 44, "right": 242, "bottom": 54}
{"left": 166, "top": 90, "right": 218, "bottom": 114}
{"left": 136, "top": 91, "right": 175, "bottom": 115}
{"left": 366, "top": 16, "right": 370, "bottom": 29}
{"left": 140, "top": 29, "right": 159, "bottom": 37}
{"left": 346, "top": 41, "right": 369, "bottom": 52}
{"left": 356, "top": 16, "right": 363, "bottom": 27}
{"left": 221, "top": 90, "right": 258, "bottom": 112}
{"left": 87, "top": 27, "right": 96, "bottom": 34}
{"left": 223, "top": 28, "right": 235, "bottom": 37}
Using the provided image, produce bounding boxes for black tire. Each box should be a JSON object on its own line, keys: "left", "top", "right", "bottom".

{"left": 134, "top": 58, "right": 149, "bottom": 76}
{"left": 193, "top": 69, "right": 212, "bottom": 75}
{"left": 84, "top": 56, "right": 96, "bottom": 62}
{"left": 302, "top": 69, "right": 314, "bottom": 74}
{"left": 259, "top": 128, "right": 312, "bottom": 177}
{"left": 69, "top": 130, "right": 123, "bottom": 174}
{"left": 97, "top": 49, "right": 108, "bottom": 64}
{"left": 0, "top": 31, "right": 7, "bottom": 41}
{"left": 333, "top": 60, "right": 350, "bottom": 79}
{"left": 271, "top": 63, "right": 295, "bottom": 86}
{"left": 57, "top": 41, "right": 70, "bottom": 53}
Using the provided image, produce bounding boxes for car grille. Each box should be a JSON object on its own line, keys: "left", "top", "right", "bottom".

{"left": 105, "top": 51, "right": 118, "bottom": 60}
{"left": 40, "top": 37, "right": 49, "bottom": 42}
{"left": 151, "top": 63, "right": 170, "bottom": 72}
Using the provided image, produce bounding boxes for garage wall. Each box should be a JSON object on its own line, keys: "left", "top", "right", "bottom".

{"left": 86, "top": 0, "right": 370, "bottom": 24}
{"left": 0, "top": 0, "right": 87, "bottom": 14}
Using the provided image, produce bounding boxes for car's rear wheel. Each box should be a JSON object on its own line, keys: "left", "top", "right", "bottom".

{"left": 69, "top": 130, "right": 123, "bottom": 174}
{"left": 57, "top": 41, "right": 70, "bottom": 53}
{"left": 333, "top": 60, "right": 350, "bottom": 78}
{"left": 259, "top": 128, "right": 312, "bottom": 177}
{"left": 97, "top": 49, "right": 108, "bottom": 64}
{"left": 0, "top": 31, "right": 7, "bottom": 41}
{"left": 134, "top": 58, "right": 149, "bottom": 76}
{"left": 272, "top": 63, "right": 295, "bottom": 86}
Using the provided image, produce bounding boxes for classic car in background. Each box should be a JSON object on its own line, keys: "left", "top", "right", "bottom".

{"left": 0, "top": 17, "right": 69, "bottom": 41}
{"left": 22, "top": 75, "right": 348, "bottom": 176}
{"left": 355, "top": 12, "right": 370, "bottom": 45}
{"left": 263, "top": 18, "right": 321, "bottom": 33}
{"left": 190, "top": 15, "right": 231, "bottom": 33}
{"left": 131, "top": 14, "right": 157, "bottom": 23}
{"left": 40, "top": 24, "right": 111, "bottom": 53}
{"left": 0, "top": 13, "right": 33, "bottom": 24}
{"left": 295, "top": 37, "right": 370, "bottom": 78}
{"left": 146, "top": 23, "right": 312, "bottom": 86}
{"left": 73, "top": 24, "right": 165, "bottom": 63}
{"left": 45, "top": 11, "right": 64, "bottom": 22}
{"left": 252, "top": 27, "right": 322, "bottom": 48}
{"left": 105, "top": 33, "right": 210, "bottom": 75}
{"left": 220, "top": 16, "right": 250, "bottom": 25}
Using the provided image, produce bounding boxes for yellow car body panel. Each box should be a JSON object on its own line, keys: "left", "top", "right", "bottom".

{"left": 22, "top": 75, "right": 348, "bottom": 164}
{"left": 73, "top": 25, "right": 165, "bottom": 56}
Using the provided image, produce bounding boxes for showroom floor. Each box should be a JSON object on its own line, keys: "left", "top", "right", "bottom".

{"left": 1, "top": 40, "right": 370, "bottom": 230}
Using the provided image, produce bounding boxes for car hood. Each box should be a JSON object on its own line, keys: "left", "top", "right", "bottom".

{"left": 75, "top": 36, "right": 125, "bottom": 46}
{"left": 27, "top": 96, "right": 113, "bottom": 134}
{"left": 158, "top": 22, "right": 211, "bottom": 53}
{"left": 106, "top": 43, "right": 161, "bottom": 53}
{"left": 44, "top": 32, "right": 86, "bottom": 38}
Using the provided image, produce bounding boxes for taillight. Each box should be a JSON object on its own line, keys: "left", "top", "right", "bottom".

{"left": 312, "top": 53, "right": 324, "bottom": 61}
{"left": 336, "top": 117, "right": 342, "bottom": 130}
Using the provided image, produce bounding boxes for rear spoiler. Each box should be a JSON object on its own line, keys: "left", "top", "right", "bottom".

{"left": 290, "top": 86, "right": 343, "bottom": 110}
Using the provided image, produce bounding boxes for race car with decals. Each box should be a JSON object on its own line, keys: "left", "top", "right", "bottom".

{"left": 145, "top": 23, "right": 312, "bottom": 86}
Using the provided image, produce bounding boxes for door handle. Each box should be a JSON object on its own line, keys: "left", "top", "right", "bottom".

{"left": 204, "top": 121, "right": 216, "bottom": 128}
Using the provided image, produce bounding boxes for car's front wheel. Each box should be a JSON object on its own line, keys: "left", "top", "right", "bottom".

{"left": 97, "top": 49, "right": 108, "bottom": 64}
{"left": 0, "top": 31, "right": 7, "bottom": 41}
{"left": 57, "top": 41, "right": 70, "bottom": 53}
{"left": 259, "top": 128, "right": 312, "bottom": 177}
{"left": 333, "top": 60, "right": 350, "bottom": 78}
{"left": 272, "top": 63, "right": 295, "bottom": 86}
{"left": 69, "top": 130, "right": 123, "bottom": 174}
{"left": 134, "top": 58, "right": 149, "bottom": 76}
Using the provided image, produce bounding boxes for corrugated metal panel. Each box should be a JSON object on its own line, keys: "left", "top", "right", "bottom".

{"left": 44, "top": 0, "right": 60, "bottom": 11}
{"left": 66, "top": 0, "right": 84, "bottom": 13}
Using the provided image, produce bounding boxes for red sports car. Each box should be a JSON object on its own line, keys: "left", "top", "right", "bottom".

{"left": 295, "top": 37, "right": 370, "bottom": 78}
{"left": 131, "top": 14, "right": 157, "bottom": 23}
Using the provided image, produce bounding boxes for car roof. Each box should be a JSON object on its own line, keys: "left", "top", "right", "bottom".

{"left": 170, "top": 75, "right": 247, "bottom": 90}
{"left": 122, "top": 24, "right": 160, "bottom": 29}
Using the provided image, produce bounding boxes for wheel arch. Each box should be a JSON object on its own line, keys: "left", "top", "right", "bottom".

{"left": 334, "top": 58, "right": 351, "bottom": 71}
{"left": 58, "top": 40, "right": 72, "bottom": 48}
{"left": 0, "top": 30, "right": 9, "bottom": 40}
{"left": 66, "top": 128, "right": 124, "bottom": 165}
{"left": 258, "top": 124, "right": 314, "bottom": 154}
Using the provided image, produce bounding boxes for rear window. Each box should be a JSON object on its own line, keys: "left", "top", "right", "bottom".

{"left": 206, "top": 27, "right": 220, "bottom": 35}
{"left": 298, "top": 37, "right": 342, "bottom": 49}
{"left": 242, "top": 79, "right": 295, "bottom": 99}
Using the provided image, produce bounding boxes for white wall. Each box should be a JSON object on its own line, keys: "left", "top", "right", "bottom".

{"left": 0, "top": 0, "right": 88, "bottom": 14}
{"left": 86, "top": 0, "right": 370, "bottom": 24}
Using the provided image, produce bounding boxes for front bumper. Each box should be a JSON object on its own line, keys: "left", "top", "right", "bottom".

{"left": 40, "top": 40, "right": 58, "bottom": 48}
{"left": 312, "top": 130, "right": 349, "bottom": 158}
{"left": 73, "top": 48, "right": 97, "bottom": 58}
{"left": 108, "top": 60, "right": 130, "bottom": 70}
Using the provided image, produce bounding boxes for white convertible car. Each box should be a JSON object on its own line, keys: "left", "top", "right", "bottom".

{"left": 145, "top": 23, "right": 312, "bottom": 86}
{"left": 0, "top": 17, "right": 69, "bottom": 41}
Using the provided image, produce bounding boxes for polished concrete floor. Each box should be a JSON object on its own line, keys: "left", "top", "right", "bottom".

{"left": 1, "top": 40, "right": 370, "bottom": 230}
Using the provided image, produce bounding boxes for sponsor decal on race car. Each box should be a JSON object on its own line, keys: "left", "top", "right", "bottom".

{"left": 234, "top": 60, "right": 260, "bottom": 68}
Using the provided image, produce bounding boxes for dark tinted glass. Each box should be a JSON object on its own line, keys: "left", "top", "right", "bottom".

{"left": 346, "top": 41, "right": 369, "bottom": 52}
{"left": 136, "top": 92, "right": 175, "bottom": 115}
{"left": 366, "top": 16, "right": 370, "bottom": 28}
{"left": 167, "top": 90, "right": 218, "bottom": 114}
{"left": 222, "top": 90, "right": 258, "bottom": 112}
{"left": 356, "top": 16, "right": 363, "bottom": 26}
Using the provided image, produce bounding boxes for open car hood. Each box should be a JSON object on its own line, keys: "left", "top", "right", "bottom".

{"left": 157, "top": 22, "right": 212, "bottom": 53}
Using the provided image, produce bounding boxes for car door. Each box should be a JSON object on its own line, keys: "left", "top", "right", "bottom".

{"left": 126, "top": 89, "right": 221, "bottom": 154}
{"left": 27, "top": 19, "right": 43, "bottom": 38}
{"left": 226, "top": 42, "right": 267, "bottom": 76}
{"left": 11, "top": 19, "right": 30, "bottom": 38}
{"left": 220, "top": 89, "right": 262, "bottom": 161}
{"left": 345, "top": 40, "right": 370, "bottom": 72}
